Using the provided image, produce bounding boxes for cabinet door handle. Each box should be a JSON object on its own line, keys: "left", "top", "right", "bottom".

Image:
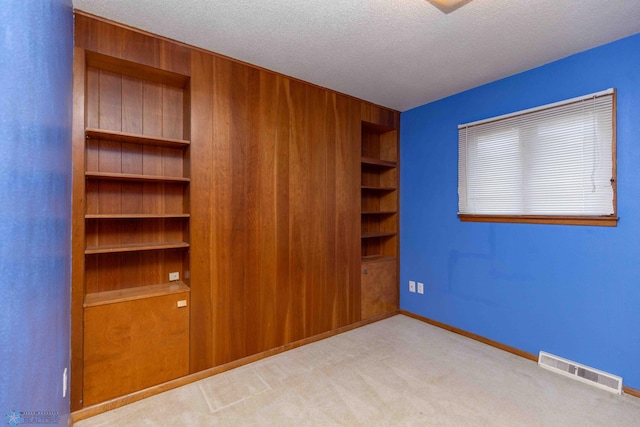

{"left": 177, "top": 300, "right": 188, "bottom": 308}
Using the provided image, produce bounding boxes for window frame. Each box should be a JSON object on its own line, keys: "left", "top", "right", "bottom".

{"left": 457, "top": 90, "right": 618, "bottom": 227}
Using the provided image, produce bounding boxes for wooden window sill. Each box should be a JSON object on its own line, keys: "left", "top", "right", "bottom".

{"left": 458, "top": 214, "right": 618, "bottom": 227}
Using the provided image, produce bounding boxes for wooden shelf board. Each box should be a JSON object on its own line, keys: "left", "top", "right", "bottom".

{"left": 361, "top": 231, "right": 397, "bottom": 239}
{"left": 85, "top": 171, "right": 190, "bottom": 183}
{"left": 361, "top": 211, "right": 397, "bottom": 215}
{"left": 85, "top": 214, "right": 190, "bottom": 219}
{"left": 362, "top": 121, "right": 397, "bottom": 133}
{"left": 85, "top": 241, "right": 190, "bottom": 254}
{"left": 84, "top": 281, "right": 190, "bottom": 307}
{"left": 361, "top": 255, "right": 397, "bottom": 264}
{"left": 86, "top": 128, "right": 190, "bottom": 148}
{"left": 361, "top": 185, "right": 396, "bottom": 191}
{"left": 361, "top": 157, "right": 397, "bottom": 168}
{"left": 85, "top": 51, "right": 190, "bottom": 88}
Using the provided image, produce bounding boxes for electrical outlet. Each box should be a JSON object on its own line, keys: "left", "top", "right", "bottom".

{"left": 417, "top": 282, "right": 424, "bottom": 294}
{"left": 169, "top": 272, "right": 179, "bottom": 282}
{"left": 409, "top": 280, "right": 416, "bottom": 293}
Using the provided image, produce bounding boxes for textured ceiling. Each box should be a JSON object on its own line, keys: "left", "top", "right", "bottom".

{"left": 72, "top": 0, "right": 640, "bottom": 111}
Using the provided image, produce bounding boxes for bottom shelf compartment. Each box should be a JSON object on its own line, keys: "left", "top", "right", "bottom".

{"left": 83, "top": 288, "right": 190, "bottom": 406}
{"left": 361, "top": 257, "right": 398, "bottom": 319}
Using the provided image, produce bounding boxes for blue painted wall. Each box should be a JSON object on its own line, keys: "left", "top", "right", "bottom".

{"left": 401, "top": 33, "right": 640, "bottom": 389}
{"left": 0, "top": 0, "right": 73, "bottom": 424}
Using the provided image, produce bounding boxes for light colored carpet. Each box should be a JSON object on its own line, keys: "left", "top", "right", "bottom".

{"left": 75, "top": 314, "right": 640, "bottom": 426}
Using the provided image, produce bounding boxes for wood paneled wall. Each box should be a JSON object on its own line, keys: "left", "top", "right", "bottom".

{"left": 188, "top": 50, "right": 363, "bottom": 369}
{"left": 73, "top": 12, "right": 399, "bottom": 408}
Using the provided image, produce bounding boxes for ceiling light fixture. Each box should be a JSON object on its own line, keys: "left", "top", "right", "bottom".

{"left": 426, "top": 0, "right": 474, "bottom": 14}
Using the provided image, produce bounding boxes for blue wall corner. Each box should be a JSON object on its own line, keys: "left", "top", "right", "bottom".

{"left": 0, "top": 0, "right": 73, "bottom": 424}
{"left": 400, "top": 33, "right": 640, "bottom": 389}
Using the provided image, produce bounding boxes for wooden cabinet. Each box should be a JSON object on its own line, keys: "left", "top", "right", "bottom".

{"left": 83, "top": 289, "right": 190, "bottom": 406}
{"left": 361, "top": 121, "right": 399, "bottom": 318}
{"left": 75, "top": 49, "right": 192, "bottom": 406}
{"left": 361, "top": 258, "right": 398, "bottom": 319}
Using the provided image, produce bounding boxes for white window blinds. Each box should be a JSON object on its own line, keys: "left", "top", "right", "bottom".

{"left": 458, "top": 89, "right": 615, "bottom": 217}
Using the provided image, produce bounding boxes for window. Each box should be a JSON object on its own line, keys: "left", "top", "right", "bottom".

{"left": 458, "top": 89, "right": 617, "bottom": 226}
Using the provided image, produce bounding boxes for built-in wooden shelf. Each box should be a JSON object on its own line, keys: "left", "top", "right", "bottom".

{"left": 85, "top": 128, "right": 190, "bottom": 148}
{"left": 85, "top": 214, "right": 190, "bottom": 219}
{"left": 361, "top": 157, "right": 397, "bottom": 168}
{"left": 86, "top": 50, "right": 190, "bottom": 88}
{"left": 84, "top": 281, "right": 190, "bottom": 307}
{"left": 361, "top": 211, "right": 397, "bottom": 215}
{"left": 361, "top": 185, "right": 396, "bottom": 191}
{"left": 361, "top": 255, "right": 396, "bottom": 263}
{"left": 85, "top": 241, "right": 190, "bottom": 255}
{"left": 360, "top": 122, "right": 399, "bottom": 319}
{"left": 361, "top": 231, "right": 397, "bottom": 239}
{"left": 85, "top": 171, "right": 190, "bottom": 183}
{"left": 77, "top": 45, "right": 193, "bottom": 409}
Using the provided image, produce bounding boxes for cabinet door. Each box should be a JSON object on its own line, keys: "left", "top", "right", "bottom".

{"left": 83, "top": 292, "right": 190, "bottom": 406}
{"left": 361, "top": 259, "right": 398, "bottom": 319}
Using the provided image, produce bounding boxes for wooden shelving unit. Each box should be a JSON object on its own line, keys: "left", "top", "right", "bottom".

{"left": 360, "top": 122, "right": 399, "bottom": 319}
{"left": 77, "top": 50, "right": 192, "bottom": 407}
{"left": 360, "top": 123, "right": 398, "bottom": 261}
